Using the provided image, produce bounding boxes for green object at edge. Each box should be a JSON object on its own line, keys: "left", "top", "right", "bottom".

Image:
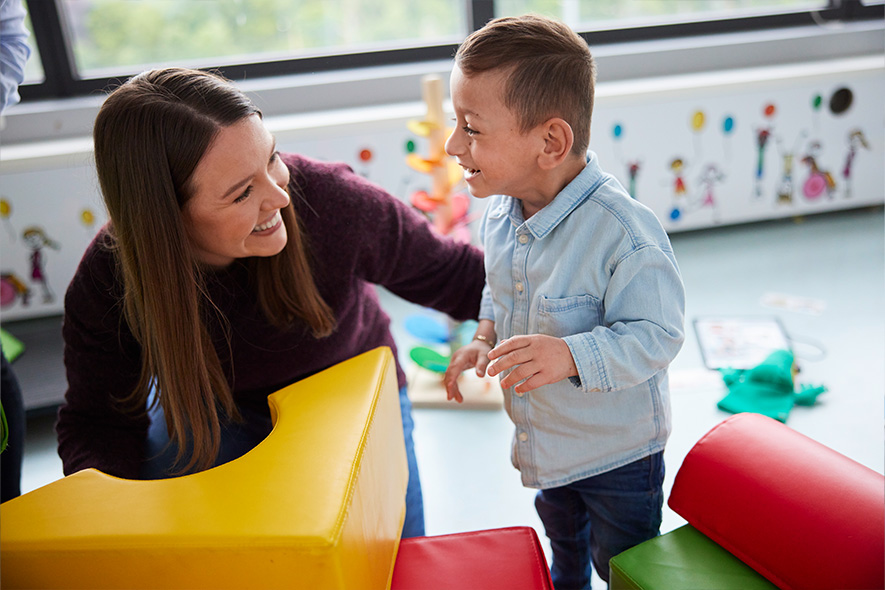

{"left": 0, "top": 328, "right": 25, "bottom": 362}
{"left": 1, "top": 402, "right": 7, "bottom": 453}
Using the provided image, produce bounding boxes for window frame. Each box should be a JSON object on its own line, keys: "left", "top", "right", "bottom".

{"left": 18, "top": 0, "right": 884, "bottom": 102}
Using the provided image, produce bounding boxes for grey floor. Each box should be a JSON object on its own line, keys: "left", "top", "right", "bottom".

{"left": 11, "top": 205, "right": 885, "bottom": 586}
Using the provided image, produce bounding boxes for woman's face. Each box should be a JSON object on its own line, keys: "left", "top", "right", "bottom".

{"left": 183, "top": 114, "right": 291, "bottom": 268}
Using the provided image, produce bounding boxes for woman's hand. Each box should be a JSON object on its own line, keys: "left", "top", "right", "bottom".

{"left": 487, "top": 335, "right": 578, "bottom": 394}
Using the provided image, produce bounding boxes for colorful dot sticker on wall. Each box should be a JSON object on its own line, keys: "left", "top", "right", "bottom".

{"left": 722, "top": 116, "right": 734, "bottom": 134}
{"left": 690, "top": 110, "right": 706, "bottom": 158}
{"left": 691, "top": 110, "right": 706, "bottom": 132}
{"left": 612, "top": 122, "right": 625, "bottom": 162}
{"left": 358, "top": 148, "right": 373, "bottom": 162}
{"left": 829, "top": 87, "right": 853, "bottom": 115}
{"left": 722, "top": 115, "right": 735, "bottom": 160}
{"left": 80, "top": 209, "right": 95, "bottom": 227}
{"left": 1, "top": 198, "right": 14, "bottom": 242}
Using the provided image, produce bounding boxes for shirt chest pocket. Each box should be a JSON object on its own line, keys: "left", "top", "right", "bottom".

{"left": 537, "top": 294, "right": 603, "bottom": 338}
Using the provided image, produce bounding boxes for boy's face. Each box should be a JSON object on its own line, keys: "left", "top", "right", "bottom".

{"left": 446, "top": 66, "right": 546, "bottom": 201}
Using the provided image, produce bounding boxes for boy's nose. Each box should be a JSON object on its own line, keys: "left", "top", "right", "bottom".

{"left": 444, "top": 129, "right": 461, "bottom": 157}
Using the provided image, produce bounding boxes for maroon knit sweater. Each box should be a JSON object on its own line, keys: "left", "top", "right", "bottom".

{"left": 57, "top": 153, "right": 484, "bottom": 478}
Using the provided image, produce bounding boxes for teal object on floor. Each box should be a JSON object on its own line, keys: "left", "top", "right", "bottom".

{"left": 716, "top": 349, "right": 826, "bottom": 422}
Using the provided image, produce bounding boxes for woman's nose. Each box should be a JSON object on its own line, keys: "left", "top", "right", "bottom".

{"left": 265, "top": 165, "right": 291, "bottom": 208}
{"left": 263, "top": 178, "right": 290, "bottom": 210}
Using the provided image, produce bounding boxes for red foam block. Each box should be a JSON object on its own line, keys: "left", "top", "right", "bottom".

{"left": 669, "top": 412, "right": 884, "bottom": 590}
{"left": 391, "top": 526, "right": 553, "bottom": 590}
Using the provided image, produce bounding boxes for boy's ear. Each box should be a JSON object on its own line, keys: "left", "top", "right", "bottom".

{"left": 537, "top": 118, "right": 575, "bottom": 170}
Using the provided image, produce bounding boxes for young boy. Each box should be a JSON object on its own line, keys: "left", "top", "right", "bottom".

{"left": 443, "top": 15, "right": 685, "bottom": 589}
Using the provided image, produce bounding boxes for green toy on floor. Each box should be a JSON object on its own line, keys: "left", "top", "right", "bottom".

{"left": 0, "top": 328, "right": 25, "bottom": 453}
{"left": 717, "top": 349, "right": 826, "bottom": 422}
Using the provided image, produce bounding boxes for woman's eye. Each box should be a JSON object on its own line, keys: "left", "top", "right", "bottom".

{"left": 462, "top": 126, "right": 478, "bottom": 136}
{"left": 234, "top": 186, "right": 252, "bottom": 203}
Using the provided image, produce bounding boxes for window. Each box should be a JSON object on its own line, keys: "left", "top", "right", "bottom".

{"left": 497, "top": 0, "right": 830, "bottom": 27}
{"left": 16, "top": 0, "right": 885, "bottom": 101}
{"left": 61, "top": 0, "right": 466, "bottom": 78}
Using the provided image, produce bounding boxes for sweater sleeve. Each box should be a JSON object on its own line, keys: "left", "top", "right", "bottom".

{"left": 56, "top": 230, "right": 149, "bottom": 479}
{"left": 289, "top": 155, "right": 485, "bottom": 321}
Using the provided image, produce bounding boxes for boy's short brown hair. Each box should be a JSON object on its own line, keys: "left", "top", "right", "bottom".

{"left": 455, "top": 14, "right": 596, "bottom": 156}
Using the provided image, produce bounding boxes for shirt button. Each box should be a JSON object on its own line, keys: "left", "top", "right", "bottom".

{"left": 518, "top": 432, "right": 528, "bottom": 442}
{"left": 515, "top": 282, "right": 524, "bottom": 293}
{"left": 518, "top": 234, "right": 529, "bottom": 244}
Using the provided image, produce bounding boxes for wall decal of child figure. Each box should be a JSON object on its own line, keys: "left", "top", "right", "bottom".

{"left": 21, "top": 226, "right": 59, "bottom": 304}
{"left": 842, "top": 128, "right": 870, "bottom": 199}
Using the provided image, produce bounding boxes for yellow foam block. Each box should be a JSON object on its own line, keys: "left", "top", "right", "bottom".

{"left": 1, "top": 347, "right": 407, "bottom": 590}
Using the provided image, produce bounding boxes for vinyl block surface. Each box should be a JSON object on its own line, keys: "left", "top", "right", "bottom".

{"left": 1, "top": 347, "right": 407, "bottom": 590}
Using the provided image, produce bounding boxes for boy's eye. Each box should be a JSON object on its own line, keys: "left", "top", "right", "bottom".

{"left": 462, "top": 125, "right": 478, "bottom": 136}
{"left": 234, "top": 186, "right": 252, "bottom": 203}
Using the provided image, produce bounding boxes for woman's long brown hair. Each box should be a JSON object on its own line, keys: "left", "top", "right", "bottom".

{"left": 92, "top": 68, "right": 335, "bottom": 474}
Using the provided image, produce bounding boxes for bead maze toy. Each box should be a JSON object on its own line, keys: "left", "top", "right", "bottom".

{"left": 405, "top": 74, "right": 471, "bottom": 243}
{"left": 402, "top": 75, "right": 501, "bottom": 409}
{"left": 404, "top": 315, "right": 503, "bottom": 410}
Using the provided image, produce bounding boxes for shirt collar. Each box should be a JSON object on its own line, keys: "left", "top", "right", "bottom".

{"left": 496, "top": 152, "right": 606, "bottom": 239}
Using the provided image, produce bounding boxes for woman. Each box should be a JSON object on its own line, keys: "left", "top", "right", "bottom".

{"left": 56, "top": 68, "right": 484, "bottom": 538}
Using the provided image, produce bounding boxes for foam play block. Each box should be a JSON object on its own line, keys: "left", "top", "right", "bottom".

{"left": 1, "top": 347, "right": 407, "bottom": 590}
{"left": 668, "top": 412, "right": 884, "bottom": 590}
{"left": 609, "top": 524, "right": 777, "bottom": 590}
{"left": 391, "top": 526, "right": 554, "bottom": 589}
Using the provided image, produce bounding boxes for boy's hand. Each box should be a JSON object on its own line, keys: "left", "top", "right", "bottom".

{"left": 444, "top": 339, "right": 493, "bottom": 403}
{"left": 487, "top": 335, "right": 578, "bottom": 394}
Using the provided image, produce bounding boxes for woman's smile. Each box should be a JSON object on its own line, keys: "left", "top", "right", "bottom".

{"left": 253, "top": 210, "right": 282, "bottom": 233}
{"left": 184, "top": 115, "right": 291, "bottom": 267}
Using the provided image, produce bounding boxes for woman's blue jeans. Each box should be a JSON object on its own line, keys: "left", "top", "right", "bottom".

{"left": 534, "top": 452, "right": 665, "bottom": 590}
{"left": 142, "top": 386, "right": 425, "bottom": 538}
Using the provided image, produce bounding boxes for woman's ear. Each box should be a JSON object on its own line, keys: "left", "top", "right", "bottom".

{"left": 538, "top": 118, "right": 575, "bottom": 170}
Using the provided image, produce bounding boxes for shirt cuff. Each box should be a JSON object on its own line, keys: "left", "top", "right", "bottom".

{"left": 563, "top": 333, "right": 608, "bottom": 393}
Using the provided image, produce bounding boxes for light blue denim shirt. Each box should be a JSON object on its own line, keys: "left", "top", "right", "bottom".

{"left": 479, "top": 152, "right": 685, "bottom": 489}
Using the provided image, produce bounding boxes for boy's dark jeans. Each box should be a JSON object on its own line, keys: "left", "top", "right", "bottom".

{"left": 535, "top": 451, "right": 665, "bottom": 590}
